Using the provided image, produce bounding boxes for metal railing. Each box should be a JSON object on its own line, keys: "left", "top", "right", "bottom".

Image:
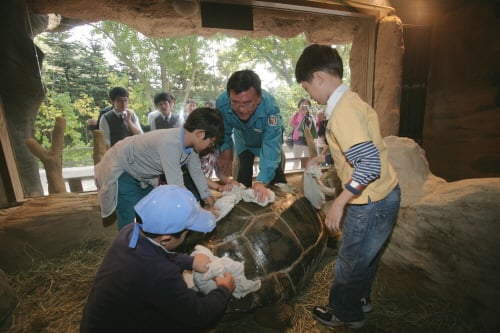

{"left": 39, "top": 153, "right": 312, "bottom": 195}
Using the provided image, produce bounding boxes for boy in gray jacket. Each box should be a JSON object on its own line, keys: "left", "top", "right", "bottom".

{"left": 95, "top": 107, "right": 223, "bottom": 230}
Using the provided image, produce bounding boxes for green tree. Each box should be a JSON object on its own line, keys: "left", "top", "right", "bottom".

{"left": 92, "top": 22, "right": 223, "bottom": 113}
{"left": 35, "top": 91, "right": 84, "bottom": 148}
{"left": 217, "top": 34, "right": 307, "bottom": 86}
{"left": 35, "top": 31, "right": 114, "bottom": 147}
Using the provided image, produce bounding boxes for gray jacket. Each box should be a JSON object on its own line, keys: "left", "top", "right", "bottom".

{"left": 94, "top": 128, "right": 210, "bottom": 218}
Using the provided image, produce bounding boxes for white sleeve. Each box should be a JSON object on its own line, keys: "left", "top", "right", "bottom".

{"left": 131, "top": 111, "right": 144, "bottom": 133}
{"left": 98, "top": 115, "right": 111, "bottom": 145}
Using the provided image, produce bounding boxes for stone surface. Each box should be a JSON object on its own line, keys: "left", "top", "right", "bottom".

{"left": 422, "top": 2, "right": 500, "bottom": 181}
{"left": 381, "top": 136, "right": 500, "bottom": 332}
{"left": 384, "top": 136, "right": 447, "bottom": 207}
{"left": 0, "top": 192, "right": 116, "bottom": 273}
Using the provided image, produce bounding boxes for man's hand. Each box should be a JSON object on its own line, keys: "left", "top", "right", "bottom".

{"left": 215, "top": 272, "right": 236, "bottom": 294}
{"left": 192, "top": 254, "right": 211, "bottom": 273}
{"left": 252, "top": 182, "right": 270, "bottom": 203}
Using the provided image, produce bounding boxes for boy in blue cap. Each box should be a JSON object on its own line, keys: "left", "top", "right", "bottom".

{"left": 81, "top": 185, "right": 235, "bottom": 332}
{"left": 296, "top": 44, "right": 400, "bottom": 329}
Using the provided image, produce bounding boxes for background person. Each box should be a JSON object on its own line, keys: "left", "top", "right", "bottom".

{"left": 80, "top": 185, "right": 235, "bottom": 333}
{"left": 148, "top": 92, "right": 180, "bottom": 131}
{"left": 289, "top": 97, "right": 317, "bottom": 168}
{"left": 183, "top": 98, "right": 198, "bottom": 122}
{"left": 99, "top": 86, "right": 143, "bottom": 148}
{"left": 215, "top": 69, "right": 286, "bottom": 203}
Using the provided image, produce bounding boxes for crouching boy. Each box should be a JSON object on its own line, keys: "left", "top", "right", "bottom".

{"left": 80, "top": 185, "right": 235, "bottom": 332}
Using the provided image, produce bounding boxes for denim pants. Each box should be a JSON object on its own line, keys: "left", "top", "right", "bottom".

{"left": 329, "top": 184, "right": 401, "bottom": 321}
{"left": 116, "top": 172, "right": 153, "bottom": 230}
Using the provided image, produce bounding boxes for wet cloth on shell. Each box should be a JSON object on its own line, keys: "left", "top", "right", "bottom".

{"left": 214, "top": 184, "right": 276, "bottom": 221}
{"left": 189, "top": 245, "right": 261, "bottom": 299}
{"left": 303, "top": 165, "right": 325, "bottom": 209}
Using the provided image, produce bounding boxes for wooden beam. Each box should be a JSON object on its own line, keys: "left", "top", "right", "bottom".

{"left": 0, "top": 96, "right": 24, "bottom": 203}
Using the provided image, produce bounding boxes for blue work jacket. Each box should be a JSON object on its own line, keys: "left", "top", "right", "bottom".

{"left": 216, "top": 90, "right": 284, "bottom": 184}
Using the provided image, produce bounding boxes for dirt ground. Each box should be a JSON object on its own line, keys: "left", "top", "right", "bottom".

{"left": 5, "top": 235, "right": 486, "bottom": 333}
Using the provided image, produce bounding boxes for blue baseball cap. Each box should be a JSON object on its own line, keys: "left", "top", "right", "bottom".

{"left": 128, "top": 185, "right": 216, "bottom": 248}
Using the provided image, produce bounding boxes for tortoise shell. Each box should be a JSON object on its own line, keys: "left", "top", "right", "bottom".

{"left": 185, "top": 192, "right": 327, "bottom": 312}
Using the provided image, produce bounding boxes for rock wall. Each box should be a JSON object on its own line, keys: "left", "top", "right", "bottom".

{"left": 0, "top": 0, "right": 46, "bottom": 196}
{"left": 423, "top": 2, "right": 500, "bottom": 181}
{"left": 374, "top": 16, "right": 404, "bottom": 137}
{"left": 383, "top": 136, "right": 500, "bottom": 332}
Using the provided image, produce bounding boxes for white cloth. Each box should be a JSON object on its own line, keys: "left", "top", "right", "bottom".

{"left": 325, "top": 83, "right": 348, "bottom": 119}
{"left": 187, "top": 245, "right": 261, "bottom": 299}
{"left": 214, "top": 184, "right": 276, "bottom": 221}
{"left": 303, "top": 165, "right": 325, "bottom": 209}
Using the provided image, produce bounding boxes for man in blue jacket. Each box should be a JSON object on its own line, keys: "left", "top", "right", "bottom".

{"left": 216, "top": 70, "right": 286, "bottom": 203}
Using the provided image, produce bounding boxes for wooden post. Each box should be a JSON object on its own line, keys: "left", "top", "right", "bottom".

{"left": 67, "top": 178, "right": 83, "bottom": 192}
{"left": 0, "top": 96, "right": 24, "bottom": 203}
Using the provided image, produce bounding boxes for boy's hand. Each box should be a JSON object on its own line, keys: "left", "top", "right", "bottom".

{"left": 218, "top": 179, "right": 240, "bottom": 192}
{"left": 204, "top": 196, "right": 215, "bottom": 207}
{"left": 307, "top": 155, "right": 325, "bottom": 168}
{"left": 205, "top": 205, "right": 220, "bottom": 218}
{"left": 192, "top": 254, "right": 210, "bottom": 273}
{"left": 215, "top": 272, "right": 235, "bottom": 294}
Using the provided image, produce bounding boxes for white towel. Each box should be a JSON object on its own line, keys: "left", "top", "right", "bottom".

{"left": 214, "top": 184, "right": 276, "bottom": 221}
{"left": 303, "top": 165, "right": 325, "bottom": 209}
{"left": 188, "top": 245, "right": 261, "bottom": 299}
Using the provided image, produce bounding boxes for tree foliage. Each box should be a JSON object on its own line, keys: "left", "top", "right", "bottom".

{"left": 34, "top": 22, "right": 351, "bottom": 166}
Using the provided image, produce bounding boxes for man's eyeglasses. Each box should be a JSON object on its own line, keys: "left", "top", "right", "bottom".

{"left": 231, "top": 100, "right": 256, "bottom": 110}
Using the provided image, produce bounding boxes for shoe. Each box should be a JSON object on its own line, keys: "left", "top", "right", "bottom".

{"left": 312, "top": 306, "right": 364, "bottom": 329}
{"left": 361, "top": 297, "right": 372, "bottom": 313}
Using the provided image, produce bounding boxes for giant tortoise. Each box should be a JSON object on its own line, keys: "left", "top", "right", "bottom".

{"left": 183, "top": 189, "right": 328, "bottom": 313}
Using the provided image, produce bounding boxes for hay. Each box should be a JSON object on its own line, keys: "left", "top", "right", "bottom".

{"left": 7, "top": 240, "right": 108, "bottom": 333}
{"left": 6, "top": 239, "right": 484, "bottom": 333}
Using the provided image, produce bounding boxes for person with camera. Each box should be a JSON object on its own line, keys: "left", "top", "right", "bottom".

{"left": 289, "top": 98, "right": 317, "bottom": 169}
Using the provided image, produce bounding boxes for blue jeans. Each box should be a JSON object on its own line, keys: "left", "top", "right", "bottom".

{"left": 116, "top": 172, "right": 153, "bottom": 230}
{"left": 328, "top": 184, "right": 401, "bottom": 321}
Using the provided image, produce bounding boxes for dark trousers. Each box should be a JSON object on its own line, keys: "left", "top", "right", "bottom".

{"left": 160, "top": 165, "right": 205, "bottom": 207}
{"left": 237, "top": 150, "right": 287, "bottom": 188}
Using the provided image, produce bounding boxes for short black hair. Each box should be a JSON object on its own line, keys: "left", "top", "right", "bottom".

{"left": 184, "top": 107, "right": 224, "bottom": 142}
{"left": 295, "top": 44, "right": 343, "bottom": 83}
{"left": 154, "top": 92, "right": 175, "bottom": 106}
{"left": 226, "top": 69, "right": 262, "bottom": 96}
{"left": 109, "top": 86, "right": 129, "bottom": 101}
